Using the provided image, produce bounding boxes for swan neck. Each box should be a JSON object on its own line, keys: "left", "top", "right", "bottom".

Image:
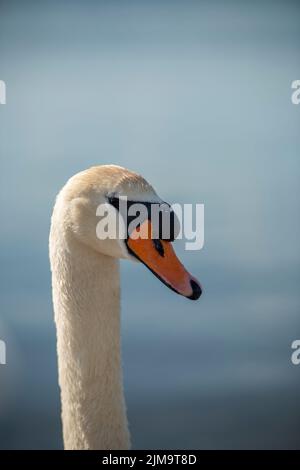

{"left": 51, "top": 236, "right": 130, "bottom": 450}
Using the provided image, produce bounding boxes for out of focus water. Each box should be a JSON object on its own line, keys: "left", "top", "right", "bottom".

{"left": 0, "top": 0, "right": 299, "bottom": 449}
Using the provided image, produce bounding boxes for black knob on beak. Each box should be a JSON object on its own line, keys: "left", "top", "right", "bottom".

{"left": 189, "top": 280, "right": 202, "bottom": 300}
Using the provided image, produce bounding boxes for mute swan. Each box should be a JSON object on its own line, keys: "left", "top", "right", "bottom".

{"left": 49, "top": 165, "right": 202, "bottom": 450}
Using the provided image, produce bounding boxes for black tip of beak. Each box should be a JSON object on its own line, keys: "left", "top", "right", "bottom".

{"left": 188, "top": 280, "right": 202, "bottom": 300}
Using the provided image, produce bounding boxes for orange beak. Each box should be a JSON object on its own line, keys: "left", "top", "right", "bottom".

{"left": 126, "top": 220, "right": 202, "bottom": 300}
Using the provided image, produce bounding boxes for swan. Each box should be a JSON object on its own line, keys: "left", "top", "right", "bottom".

{"left": 49, "top": 164, "right": 202, "bottom": 450}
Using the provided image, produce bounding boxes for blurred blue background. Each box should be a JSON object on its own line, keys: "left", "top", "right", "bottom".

{"left": 0, "top": 0, "right": 299, "bottom": 449}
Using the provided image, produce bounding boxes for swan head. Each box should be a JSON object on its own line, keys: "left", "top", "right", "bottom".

{"left": 55, "top": 164, "right": 202, "bottom": 300}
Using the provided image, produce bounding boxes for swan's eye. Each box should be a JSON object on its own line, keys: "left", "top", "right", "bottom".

{"left": 153, "top": 239, "right": 164, "bottom": 257}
